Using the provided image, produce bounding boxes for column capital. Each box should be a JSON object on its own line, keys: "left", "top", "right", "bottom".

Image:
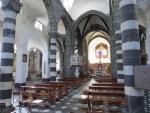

{"left": 2, "top": 0, "right": 22, "bottom": 13}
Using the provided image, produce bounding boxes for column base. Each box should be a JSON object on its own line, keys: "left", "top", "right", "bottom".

{"left": 15, "top": 83, "right": 26, "bottom": 88}
{"left": 42, "top": 78, "right": 50, "bottom": 82}
{"left": 49, "top": 76, "right": 56, "bottom": 81}
{"left": 128, "top": 95, "right": 145, "bottom": 113}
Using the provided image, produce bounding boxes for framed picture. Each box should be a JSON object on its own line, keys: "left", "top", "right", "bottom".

{"left": 22, "top": 54, "right": 27, "bottom": 62}
{"left": 70, "top": 55, "right": 82, "bottom": 65}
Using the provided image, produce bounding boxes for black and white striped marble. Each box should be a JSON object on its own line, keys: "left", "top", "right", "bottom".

{"left": 49, "top": 33, "right": 57, "bottom": 81}
{"left": 120, "top": 0, "right": 145, "bottom": 113}
{"left": 0, "top": 0, "right": 22, "bottom": 108}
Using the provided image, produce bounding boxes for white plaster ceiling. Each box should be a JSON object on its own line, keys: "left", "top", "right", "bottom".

{"left": 22, "top": 0, "right": 150, "bottom": 25}
{"left": 0, "top": 0, "right": 149, "bottom": 26}
{"left": 69, "top": 0, "right": 110, "bottom": 20}
{"left": 22, "top": 0, "right": 48, "bottom": 26}
{"left": 22, "top": 0, "right": 110, "bottom": 26}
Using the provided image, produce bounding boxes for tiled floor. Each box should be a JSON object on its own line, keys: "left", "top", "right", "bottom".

{"left": 12, "top": 78, "right": 128, "bottom": 113}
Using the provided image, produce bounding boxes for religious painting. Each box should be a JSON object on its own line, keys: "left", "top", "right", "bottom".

{"left": 95, "top": 43, "right": 108, "bottom": 58}
{"left": 22, "top": 54, "right": 27, "bottom": 62}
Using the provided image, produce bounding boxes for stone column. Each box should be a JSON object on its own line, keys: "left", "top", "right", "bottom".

{"left": 49, "top": 33, "right": 57, "bottom": 81}
{"left": 77, "top": 40, "right": 83, "bottom": 75}
{"left": 110, "top": 35, "right": 117, "bottom": 77}
{"left": 120, "top": 0, "right": 144, "bottom": 113}
{"left": 64, "top": 39, "right": 72, "bottom": 77}
{"left": 59, "top": 51, "right": 64, "bottom": 77}
{"left": 0, "top": 0, "right": 22, "bottom": 110}
{"left": 114, "top": 1, "right": 124, "bottom": 83}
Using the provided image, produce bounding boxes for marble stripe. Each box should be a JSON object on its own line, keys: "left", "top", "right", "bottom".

{"left": 115, "top": 30, "right": 121, "bottom": 34}
{"left": 2, "top": 37, "right": 15, "bottom": 43}
{"left": 50, "top": 63, "right": 56, "bottom": 67}
{"left": 0, "top": 66, "right": 13, "bottom": 74}
{"left": 122, "top": 41, "right": 140, "bottom": 51}
{"left": 123, "top": 65, "right": 133, "bottom": 75}
{"left": 50, "top": 59, "right": 56, "bottom": 63}
{"left": 0, "top": 82, "right": 12, "bottom": 90}
{"left": 1, "top": 58, "right": 13, "bottom": 66}
{"left": 116, "top": 40, "right": 122, "bottom": 44}
{"left": 124, "top": 75, "right": 135, "bottom": 87}
{"left": 117, "top": 70, "right": 123, "bottom": 74}
{"left": 121, "top": 29, "right": 139, "bottom": 43}
{"left": 121, "top": 20, "right": 138, "bottom": 32}
{"left": 116, "top": 59, "right": 123, "bottom": 63}
{"left": 50, "top": 55, "right": 56, "bottom": 59}
{"left": 4, "top": 18, "right": 16, "bottom": 24}
{"left": 125, "top": 86, "right": 144, "bottom": 96}
{"left": 61, "top": 106, "right": 67, "bottom": 109}
{"left": 50, "top": 50, "right": 56, "bottom": 54}
{"left": 123, "top": 50, "right": 140, "bottom": 58}
{"left": 0, "top": 74, "right": 12, "bottom": 82}
{"left": 1, "top": 53, "right": 14, "bottom": 59}
{"left": 3, "top": 22, "right": 15, "bottom": 30}
{"left": 1, "top": 43, "right": 14, "bottom": 53}
{"left": 117, "top": 79, "right": 124, "bottom": 83}
{"left": 50, "top": 38, "right": 56, "bottom": 43}
{"left": 3, "top": 29, "right": 15, "bottom": 37}
{"left": 4, "top": 10, "right": 17, "bottom": 20}
{"left": 120, "top": 0, "right": 136, "bottom": 8}
{"left": 50, "top": 45, "right": 56, "bottom": 50}
{"left": 116, "top": 50, "right": 123, "bottom": 54}
{"left": 0, "top": 99, "right": 11, "bottom": 107}
{"left": 0, "top": 89, "right": 12, "bottom": 99}
{"left": 50, "top": 67, "right": 56, "bottom": 72}
{"left": 117, "top": 65, "right": 123, "bottom": 70}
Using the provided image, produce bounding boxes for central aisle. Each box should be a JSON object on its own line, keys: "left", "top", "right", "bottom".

{"left": 49, "top": 78, "right": 95, "bottom": 113}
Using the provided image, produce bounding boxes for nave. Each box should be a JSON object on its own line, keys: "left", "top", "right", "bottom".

{"left": 11, "top": 77, "right": 127, "bottom": 113}
{"left": 1, "top": 0, "right": 150, "bottom": 113}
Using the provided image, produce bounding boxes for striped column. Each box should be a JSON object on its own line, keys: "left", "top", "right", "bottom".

{"left": 112, "top": 0, "right": 124, "bottom": 83}
{"left": 0, "top": 0, "right": 22, "bottom": 109}
{"left": 120, "top": 0, "right": 144, "bottom": 113}
{"left": 49, "top": 33, "right": 57, "bottom": 81}
{"left": 114, "top": 12, "right": 124, "bottom": 83}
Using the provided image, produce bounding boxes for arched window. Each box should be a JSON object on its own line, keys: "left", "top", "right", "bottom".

{"left": 35, "top": 20, "right": 43, "bottom": 31}
{"left": 139, "top": 26, "right": 146, "bottom": 64}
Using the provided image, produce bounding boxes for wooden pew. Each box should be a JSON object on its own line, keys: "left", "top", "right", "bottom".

{"left": 58, "top": 78, "right": 81, "bottom": 88}
{"left": 92, "top": 83, "right": 123, "bottom": 86}
{"left": 33, "top": 82, "right": 69, "bottom": 99}
{"left": 94, "top": 76, "right": 117, "bottom": 82}
{"left": 20, "top": 86, "right": 55, "bottom": 103}
{"left": 89, "top": 86, "right": 124, "bottom": 91}
{"left": 83, "top": 90, "right": 124, "bottom": 98}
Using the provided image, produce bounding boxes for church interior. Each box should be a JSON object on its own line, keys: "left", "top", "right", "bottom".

{"left": 0, "top": 0, "right": 150, "bottom": 113}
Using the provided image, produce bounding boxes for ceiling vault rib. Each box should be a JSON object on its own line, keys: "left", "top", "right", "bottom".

{"left": 98, "top": 16, "right": 109, "bottom": 32}
{"left": 82, "top": 15, "right": 92, "bottom": 36}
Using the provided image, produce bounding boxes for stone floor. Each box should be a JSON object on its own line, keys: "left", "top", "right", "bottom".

{"left": 12, "top": 78, "right": 128, "bottom": 113}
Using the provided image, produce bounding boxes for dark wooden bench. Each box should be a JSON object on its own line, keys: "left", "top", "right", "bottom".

{"left": 89, "top": 86, "right": 124, "bottom": 91}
